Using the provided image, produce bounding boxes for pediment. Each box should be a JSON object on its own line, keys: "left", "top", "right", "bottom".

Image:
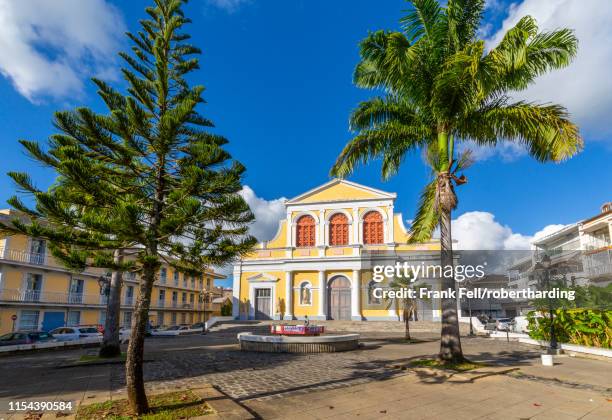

{"left": 247, "top": 273, "right": 279, "bottom": 282}
{"left": 286, "top": 179, "right": 396, "bottom": 205}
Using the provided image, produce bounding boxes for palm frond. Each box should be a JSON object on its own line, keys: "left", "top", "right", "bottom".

{"left": 354, "top": 30, "right": 416, "bottom": 93}
{"left": 407, "top": 179, "right": 439, "bottom": 243}
{"left": 481, "top": 16, "right": 577, "bottom": 93}
{"left": 330, "top": 121, "right": 429, "bottom": 178}
{"left": 446, "top": 0, "right": 485, "bottom": 50}
{"left": 457, "top": 100, "right": 583, "bottom": 162}
{"left": 349, "top": 96, "right": 420, "bottom": 131}
{"left": 401, "top": 0, "right": 443, "bottom": 43}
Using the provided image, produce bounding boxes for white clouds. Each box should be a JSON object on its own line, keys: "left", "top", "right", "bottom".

{"left": 0, "top": 0, "right": 124, "bottom": 101}
{"left": 215, "top": 186, "right": 286, "bottom": 283}
{"left": 206, "top": 0, "right": 252, "bottom": 13}
{"left": 239, "top": 186, "right": 286, "bottom": 242}
{"left": 487, "top": 0, "right": 612, "bottom": 140}
{"left": 451, "top": 211, "right": 566, "bottom": 250}
{"left": 238, "top": 183, "right": 570, "bottom": 252}
{"left": 457, "top": 141, "right": 528, "bottom": 162}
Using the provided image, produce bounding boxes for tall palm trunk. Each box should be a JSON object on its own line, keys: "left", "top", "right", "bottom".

{"left": 435, "top": 129, "right": 464, "bottom": 363}
{"left": 99, "top": 250, "right": 123, "bottom": 357}
{"left": 403, "top": 301, "right": 411, "bottom": 341}
{"left": 437, "top": 193, "right": 464, "bottom": 362}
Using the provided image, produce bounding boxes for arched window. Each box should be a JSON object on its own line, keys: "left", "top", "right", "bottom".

{"left": 299, "top": 282, "right": 312, "bottom": 305}
{"left": 296, "top": 215, "right": 316, "bottom": 247}
{"left": 329, "top": 213, "right": 349, "bottom": 246}
{"left": 363, "top": 211, "right": 384, "bottom": 244}
{"left": 368, "top": 280, "right": 381, "bottom": 305}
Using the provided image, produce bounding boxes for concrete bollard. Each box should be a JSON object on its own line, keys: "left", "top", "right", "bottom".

{"left": 541, "top": 354, "right": 554, "bottom": 366}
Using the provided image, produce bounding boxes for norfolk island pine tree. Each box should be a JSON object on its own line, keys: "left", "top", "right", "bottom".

{"left": 331, "top": 0, "right": 582, "bottom": 363}
{"left": 1, "top": 0, "right": 257, "bottom": 414}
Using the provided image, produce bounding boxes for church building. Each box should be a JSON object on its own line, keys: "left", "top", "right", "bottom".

{"left": 232, "top": 179, "right": 442, "bottom": 321}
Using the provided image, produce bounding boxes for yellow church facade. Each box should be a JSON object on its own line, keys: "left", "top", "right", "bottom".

{"left": 232, "top": 179, "right": 442, "bottom": 322}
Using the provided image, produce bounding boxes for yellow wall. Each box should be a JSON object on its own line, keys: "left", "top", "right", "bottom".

{"left": 0, "top": 311, "right": 16, "bottom": 334}
{"left": 236, "top": 269, "right": 399, "bottom": 320}
{"left": 324, "top": 247, "right": 351, "bottom": 257}
{"left": 43, "top": 273, "right": 70, "bottom": 293}
{"left": 298, "top": 183, "right": 380, "bottom": 203}
{"left": 3, "top": 268, "right": 25, "bottom": 290}
{"left": 8, "top": 234, "right": 28, "bottom": 256}
{"left": 80, "top": 310, "right": 99, "bottom": 325}
{"left": 0, "top": 231, "right": 223, "bottom": 334}
{"left": 266, "top": 221, "right": 287, "bottom": 248}
{"left": 292, "top": 272, "right": 318, "bottom": 317}
{"left": 238, "top": 271, "right": 286, "bottom": 317}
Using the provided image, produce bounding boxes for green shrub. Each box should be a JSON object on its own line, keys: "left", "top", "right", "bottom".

{"left": 220, "top": 301, "right": 232, "bottom": 316}
{"left": 527, "top": 309, "right": 612, "bottom": 348}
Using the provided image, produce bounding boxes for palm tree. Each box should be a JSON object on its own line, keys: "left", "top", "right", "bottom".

{"left": 331, "top": 0, "right": 581, "bottom": 363}
{"left": 386, "top": 277, "right": 430, "bottom": 341}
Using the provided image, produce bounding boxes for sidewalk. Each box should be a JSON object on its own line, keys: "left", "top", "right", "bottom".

{"left": 509, "top": 353, "right": 612, "bottom": 393}
{"left": 245, "top": 371, "right": 611, "bottom": 419}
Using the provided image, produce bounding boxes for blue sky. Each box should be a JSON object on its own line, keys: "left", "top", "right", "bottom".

{"left": 0, "top": 0, "right": 611, "bottom": 282}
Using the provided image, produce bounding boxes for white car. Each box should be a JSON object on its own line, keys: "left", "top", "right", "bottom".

{"left": 119, "top": 327, "right": 131, "bottom": 343}
{"left": 189, "top": 322, "right": 205, "bottom": 333}
{"left": 49, "top": 326, "right": 102, "bottom": 342}
{"left": 151, "top": 325, "right": 190, "bottom": 336}
{"left": 495, "top": 318, "right": 514, "bottom": 331}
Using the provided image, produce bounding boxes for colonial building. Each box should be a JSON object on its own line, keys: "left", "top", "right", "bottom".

{"left": 0, "top": 209, "right": 224, "bottom": 334}
{"left": 504, "top": 201, "right": 612, "bottom": 315}
{"left": 232, "top": 179, "right": 441, "bottom": 321}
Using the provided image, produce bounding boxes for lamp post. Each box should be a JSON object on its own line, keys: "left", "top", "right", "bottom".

{"left": 535, "top": 254, "right": 558, "bottom": 354}
{"left": 98, "top": 273, "right": 111, "bottom": 327}
{"left": 98, "top": 273, "right": 111, "bottom": 297}
{"left": 466, "top": 279, "right": 475, "bottom": 336}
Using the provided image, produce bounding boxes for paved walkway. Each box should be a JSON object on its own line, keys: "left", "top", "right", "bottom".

{"left": 0, "top": 321, "right": 610, "bottom": 419}
{"left": 246, "top": 371, "right": 611, "bottom": 419}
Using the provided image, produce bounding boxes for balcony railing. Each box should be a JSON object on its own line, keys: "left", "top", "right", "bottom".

{"left": 587, "top": 263, "right": 612, "bottom": 278}
{"left": 125, "top": 296, "right": 134, "bottom": 306}
{"left": 0, "top": 289, "right": 105, "bottom": 305}
{"left": 583, "top": 235, "right": 611, "bottom": 251}
{"left": 0, "top": 246, "right": 46, "bottom": 265}
{"left": 68, "top": 293, "right": 84, "bottom": 304}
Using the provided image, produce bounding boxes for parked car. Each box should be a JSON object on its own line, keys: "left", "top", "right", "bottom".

{"left": 190, "top": 322, "right": 205, "bottom": 332}
{"left": 119, "top": 327, "right": 131, "bottom": 343}
{"left": 117, "top": 323, "right": 152, "bottom": 342}
{"left": 49, "top": 326, "right": 102, "bottom": 341}
{"left": 495, "top": 318, "right": 514, "bottom": 331}
{"left": 0, "top": 331, "right": 56, "bottom": 346}
{"left": 484, "top": 319, "right": 497, "bottom": 331}
{"left": 151, "top": 325, "right": 191, "bottom": 336}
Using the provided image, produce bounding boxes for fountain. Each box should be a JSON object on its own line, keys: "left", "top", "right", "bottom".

{"left": 238, "top": 317, "right": 359, "bottom": 353}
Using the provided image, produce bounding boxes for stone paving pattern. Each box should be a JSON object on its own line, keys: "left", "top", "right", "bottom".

{"left": 0, "top": 320, "right": 610, "bottom": 419}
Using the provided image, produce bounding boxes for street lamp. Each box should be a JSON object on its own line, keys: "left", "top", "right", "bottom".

{"left": 98, "top": 273, "right": 111, "bottom": 296}
{"left": 465, "top": 279, "right": 475, "bottom": 336}
{"left": 534, "top": 254, "right": 559, "bottom": 354}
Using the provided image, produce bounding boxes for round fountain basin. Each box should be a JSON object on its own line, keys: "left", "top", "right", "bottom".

{"left": 237, "top": 332, "right": 360, "bottom": 353}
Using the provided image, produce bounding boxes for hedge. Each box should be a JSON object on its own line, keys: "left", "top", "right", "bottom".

{"left": 526, "top": 309, "right": 612, "bottom": 349}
